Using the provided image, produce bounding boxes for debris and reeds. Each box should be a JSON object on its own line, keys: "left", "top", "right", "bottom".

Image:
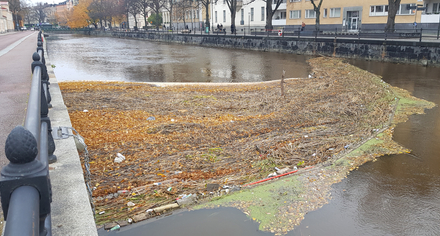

{"left": 59, "top": 57, "right": 435, "bottom": 231}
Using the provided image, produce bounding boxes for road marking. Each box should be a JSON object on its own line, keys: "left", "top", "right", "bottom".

{"left": 0, "top": 32, "right": 37, "bottom": 57}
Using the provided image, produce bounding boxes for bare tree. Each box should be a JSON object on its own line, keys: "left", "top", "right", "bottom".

{"left": 198, "top": 0, "right": 212, "bottom": 31}
{"left": 8, "top": 0, "right": 22, "bottom": 29}
{"left": 139, "top": 0, "right": 150, "bottom": 29}
{"left": 310, "top": 0, "right": 323, "bottom": 32}
{"left": 264, "top": 0, "right": 283, "bottom": 31}
{"left": 88, "top": 0, "right": 105, "bottom": 28}
{"left": 174, "top": 0, "right": 192, "bottom": 29}
{"left": 130, "top": 0, "right": 143, "bottom": 29}
{"left": 385, "top": 0, "right": 401, "bottom": 32}
{"left": 148, "top": 0, "right": 166, "bottom": 30}
{"left": 225, "top": 0, "right": 239, "bottom": 32}
{"left": 163, "top": 0, "right": 175, "bottom": 29}
{"left": 33, "top": 2, "right": 47, "bottom": 25}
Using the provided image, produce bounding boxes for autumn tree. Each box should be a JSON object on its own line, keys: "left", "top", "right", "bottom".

{"left": 385, "top": 0, "right": 401, "bottom": 32}
{"left": 264, "top": 0, "right": 283, "bottom": 31}
{"left": 68, "top": 0, "right": 92, "bottom": 28}
{"left": 310, "top": 0, "right": 323, "bottom": 32}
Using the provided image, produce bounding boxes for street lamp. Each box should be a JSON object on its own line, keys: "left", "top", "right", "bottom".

{"left": 248, "top": 12, "right": 250, "bottom": 35}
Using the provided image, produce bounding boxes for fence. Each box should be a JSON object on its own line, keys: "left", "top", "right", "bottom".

{"left": 0, "top": 31, "right": 56, "bottom": 236}
{"left": 80, "top": 26, "right": 440, "bottom": 43}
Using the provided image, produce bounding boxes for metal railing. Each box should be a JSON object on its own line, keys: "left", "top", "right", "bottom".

{"left": 0, "top": 31, "right": 56, "bottom": 236}
{"left": 95, "top": 26, "right": 440, "bottom": 43}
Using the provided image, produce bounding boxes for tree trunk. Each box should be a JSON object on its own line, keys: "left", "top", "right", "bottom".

{"left": 385, "top": 0, "right": 401, "bottom": 32}
{"left": 230, "top": 10, "right": 236, "bottom": 32}
{"left": 315, "top": 11, "right": 320, "bottom": 32}
{"left": 265, "top": 0, "right": 273, "bottom": 31}
{"left": 126, "top": 12, "right": 130, "bottom": 29}
{"left": 205, "top": 2, "right": 210, "bottom": 31}
{"left": 144, "top": 15, "right": 148, "bottom": 29}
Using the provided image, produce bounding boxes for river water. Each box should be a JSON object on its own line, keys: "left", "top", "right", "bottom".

{"left": 47, "top": 35, "right": 440, "bottom": 236}
{"left": 46, "top": 34, "right": 309, "bottom": 83}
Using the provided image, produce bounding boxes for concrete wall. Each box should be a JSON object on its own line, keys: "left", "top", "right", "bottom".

{"left": 82, "top": 30, "right": 440, "bottom": 66}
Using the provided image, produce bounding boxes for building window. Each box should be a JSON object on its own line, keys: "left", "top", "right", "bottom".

{"left": 261, "top": 7, "right": 265, "bottom": 21}
{"left": 398, "top": 3, "right": 416, "bottom": 15}
{"left": 330, "top": 8, "right": 341, "bottom": 17}
{"left": 215, "top": 11, "right": 217, "bottom": 23}
{"left": 280, "top": 12, "right": 286, "bottom": 19}
{"left": 289, "top": 10, "right": 301, "bottom": 19}
{"left": 323, "top": 8, "right": 327, "bottom": 18}
{"left": 223, "top": 10, "right": 226, "bottom": 22}
{"left": 305, "top": 9, "right": 316, "bottom": 18}
{"left": 241, "top": 8, "right": 244, "bottom": 22}
{"left": 251, "top": 8, "right": 254, "bottom": 21}
{"left": 433, "top": 3, "right": 439, "bottom": 14}
{"left": 370, "top": 5, "right": 388, "bottom": 16}
{"left": 223, "top": 0, "right": 225, "bottom": 4}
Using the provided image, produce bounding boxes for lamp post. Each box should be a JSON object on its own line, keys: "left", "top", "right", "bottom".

{"left": 248, "top": 12, "right": 250, "bottom": 35}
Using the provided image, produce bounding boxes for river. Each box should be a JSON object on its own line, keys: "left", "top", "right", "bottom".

{"left": 46, "top": 34, "right": 440, "bottom": 236}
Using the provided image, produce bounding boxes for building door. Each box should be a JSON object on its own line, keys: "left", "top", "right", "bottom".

{"left": 347, "top": 11, "right": 359, "bottom": 30}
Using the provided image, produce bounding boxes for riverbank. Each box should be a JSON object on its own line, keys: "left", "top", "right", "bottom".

{"left": 79, "top": 30, "right": 440, "bottom": 67}
{"left": 59, "top": 57, "right": 434, "bottom": 234}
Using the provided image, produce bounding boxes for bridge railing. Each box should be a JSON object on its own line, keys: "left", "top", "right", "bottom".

{"left": 0, "top": 31, "right": 56, "bottom": 236}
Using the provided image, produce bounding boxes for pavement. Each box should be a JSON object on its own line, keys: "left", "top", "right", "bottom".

{"left": 0, "top": 31, "right": 97, "bottom": 235}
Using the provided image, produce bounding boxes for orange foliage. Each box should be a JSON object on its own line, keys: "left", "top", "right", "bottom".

{"left": 67, "top": 0, "right": 92, "bottom": 28}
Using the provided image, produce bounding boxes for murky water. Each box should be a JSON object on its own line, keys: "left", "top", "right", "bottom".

{"left": 46, "top": 34, "right": 310, "bottom": 83}
{"left": 47, "top": 34, "right": 440, "bottom": 235}
{"left": 289, "top": 61, "right": 440, "bottom": 236}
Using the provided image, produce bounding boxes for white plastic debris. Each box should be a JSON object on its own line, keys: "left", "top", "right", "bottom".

{"left": 127, "top": 218, "right": 133, "bottom": 223}
{"left": 127, "top": 201, "right": 135, "bottom": 207}
{"left": 146, "top": 209, "right": 153, "bottom": 213}
{"left": 114, "top": 153, "right": 125, "bottom": 163}
{"left": 83, "top": 109, "right": 88, "bottom": 112}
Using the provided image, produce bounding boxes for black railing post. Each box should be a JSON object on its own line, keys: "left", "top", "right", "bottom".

{"left": 420, "top": 28, "right": 423, "bottom": 42}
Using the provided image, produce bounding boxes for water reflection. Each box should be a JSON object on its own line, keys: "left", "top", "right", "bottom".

{"left": 46, "top": 34, "right": 310, "bottom": 82}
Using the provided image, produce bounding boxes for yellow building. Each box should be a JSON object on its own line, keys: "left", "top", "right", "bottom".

{"left": 286, "top": 0, "right": 424, "bottom": 31}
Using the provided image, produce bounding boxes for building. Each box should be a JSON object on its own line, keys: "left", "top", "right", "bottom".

{"left": 211, "top": 0, "right": 267, "bottom": 33}
{"left": 0, "top": 1, "right": 14, "bottom": 33}
{"left": 55, "top": 0, "right": 75, "bottom": 26}
{"left": 286, "top": 0, "right": 425, "bottom": 31}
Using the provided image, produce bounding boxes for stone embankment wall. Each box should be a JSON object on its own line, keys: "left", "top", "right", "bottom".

{"left": 85, "top": 30, "right": 439, "bottom": 66}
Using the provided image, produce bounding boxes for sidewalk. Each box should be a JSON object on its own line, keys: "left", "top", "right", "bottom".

{"left": 0, "top": 32, "right": 97, "bottom": 235}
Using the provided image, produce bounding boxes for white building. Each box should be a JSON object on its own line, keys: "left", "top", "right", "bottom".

{"left": 0, "top": 2, "right": 14, "bottom": 33}
{"left": 211, "top": 0, "right": 286, "bottom": 33}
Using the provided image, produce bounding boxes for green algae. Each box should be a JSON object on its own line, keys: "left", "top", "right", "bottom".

{"left": 196, "top": 176, "right": 303, "bottom": 230}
